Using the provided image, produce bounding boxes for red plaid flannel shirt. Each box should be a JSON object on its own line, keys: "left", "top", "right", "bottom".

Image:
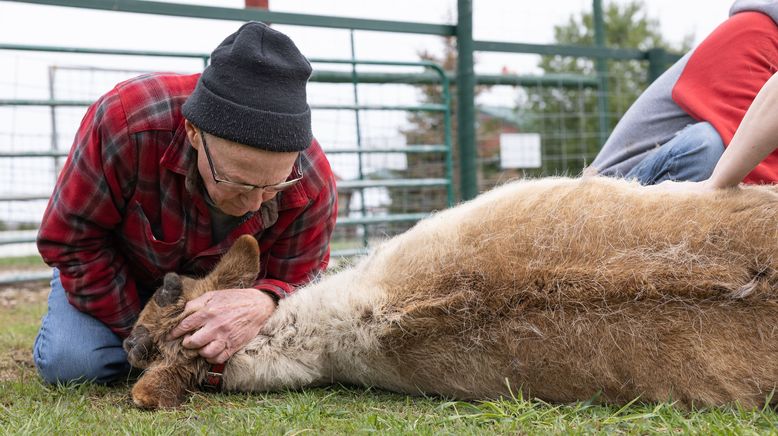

{"left": 37, "top": 73, "right": 338, "bottom": 337}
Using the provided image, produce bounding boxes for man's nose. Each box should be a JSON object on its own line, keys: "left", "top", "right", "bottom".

{"left": 239, "top": 189, "right": 275, "bottom": 211}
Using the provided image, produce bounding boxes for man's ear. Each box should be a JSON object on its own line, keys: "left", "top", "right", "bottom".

{"left": 207, "top": 234, "right": 261, "bottom": 289}
{"left": 184, "top": 119, "right": 199, "bottom": 150}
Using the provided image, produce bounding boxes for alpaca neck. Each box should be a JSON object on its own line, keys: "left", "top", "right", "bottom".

{"left": 223, "top": 266, "right": 387, "bottom": 392}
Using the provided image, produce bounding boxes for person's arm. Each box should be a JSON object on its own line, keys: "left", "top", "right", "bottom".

{"left": 169, "top": 150, "right": 338, "bottom": 364}
{"left": 706, "top": 72, "right": 778, "bottom": 188}
{"left": 651, "top": 71, "right": 778, "bottom": 193}
{"left": 37, "top": 90, "right": 141, "bottom": 337}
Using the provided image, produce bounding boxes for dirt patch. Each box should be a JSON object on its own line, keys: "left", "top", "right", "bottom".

{"left": 0, "top": 277, "right": 47, "bottom": 383}
{"left": 0, "top": 282, "right": 49, "bottom": 309}
{"left": 0, "top": 348, "right": 35, "bottom": 382}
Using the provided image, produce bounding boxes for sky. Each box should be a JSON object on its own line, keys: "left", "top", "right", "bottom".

{"left": 0, "top": 0, "right": 740, "bottom": 110}
{"left": 0, "top": 0, "right": 737, "bottom": 72}
{"left": 0, "top": 0, "right": 740, "bottom": 227}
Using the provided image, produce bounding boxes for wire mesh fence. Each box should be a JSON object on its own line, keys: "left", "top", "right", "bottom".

{"left": 0, "top": 49, "right": 456, "bottom": 270}
{"left": 0, "top": 43, "right": 651, "bottom": 287}
{"left": 473, "top": 66, "right": 647, "bottom": 192}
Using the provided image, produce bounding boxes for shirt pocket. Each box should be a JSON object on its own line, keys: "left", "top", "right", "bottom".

{"left": 120, "top": 201, "right": 185, "bottom": 281}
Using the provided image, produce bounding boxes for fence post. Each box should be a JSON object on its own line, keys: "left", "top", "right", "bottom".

{"left": 349, "top": 30, "right": 370, "bottom": 250}
{"left": 47, "top": 65, "right": 60, "bottom": 183}
{"left": 456, "top": 0, "right": 477, "bottom": 200}
{"left": 593, "top": 0, "right": 609, "bottom": 148}
{"left": 647, "top": 47, "right": 667, "bottom": 83}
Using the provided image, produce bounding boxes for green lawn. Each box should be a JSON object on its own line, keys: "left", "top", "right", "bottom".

{"left": 2, "top": 296, "right": 778, "bottom": 434}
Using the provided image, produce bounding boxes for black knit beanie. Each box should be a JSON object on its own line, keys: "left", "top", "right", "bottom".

{"left": 182, "top": 21, "right": 313, "bottom": 152}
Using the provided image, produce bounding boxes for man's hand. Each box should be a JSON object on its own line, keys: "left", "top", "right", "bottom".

{"left": 167, "top": 288, "right": 276, "bottom": 364}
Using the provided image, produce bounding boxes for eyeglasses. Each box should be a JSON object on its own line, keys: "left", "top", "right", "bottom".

{"left": 199, "top": 129, "right": 303, "bottom": 194}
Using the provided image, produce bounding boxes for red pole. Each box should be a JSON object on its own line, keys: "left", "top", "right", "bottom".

{"left": 245, "top": 0, "right": 269, "bottom": 9}
{"left": 245, "top": 0, "right": 269, "bottom": 25}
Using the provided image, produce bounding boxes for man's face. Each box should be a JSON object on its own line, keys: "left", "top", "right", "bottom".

{"left": 185, "top": 120, "right": 300, "bottom": 217}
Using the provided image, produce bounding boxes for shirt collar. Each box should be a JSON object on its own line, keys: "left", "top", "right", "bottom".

{"left": 160, "top": 118, "right": 193, "bottom": 176}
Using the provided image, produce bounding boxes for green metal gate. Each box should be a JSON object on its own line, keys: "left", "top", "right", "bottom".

{"left": 0, "top": 43, "right": 454, "bottom": 282}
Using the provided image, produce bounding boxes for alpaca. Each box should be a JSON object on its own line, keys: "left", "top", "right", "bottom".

{"left": 125, "top": 176, "right": 778, "bottom": 409}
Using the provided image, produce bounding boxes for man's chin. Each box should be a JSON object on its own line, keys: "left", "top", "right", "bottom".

{"left": 218, "top": 204, "right": 251, "bottom": 217}
{"left": 226, "top": 209, "right": 250, "bottom": 217}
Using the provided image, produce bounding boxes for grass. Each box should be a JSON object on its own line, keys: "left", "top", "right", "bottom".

{"left": 0, "top": 255, "right": 46, "bottom": 269}
{"left": 3, "top": 297, "right": 778, "bottom": 435}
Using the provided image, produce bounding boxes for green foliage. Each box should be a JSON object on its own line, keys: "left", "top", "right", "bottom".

{"left": 522, "top": 0, "right": 693, "bottom": 177}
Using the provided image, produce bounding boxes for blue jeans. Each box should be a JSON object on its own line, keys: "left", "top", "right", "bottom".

{"left": 625, "top": 121, "right": 725, "bottom": 185}
{"left": 33, "top": 268, "right": 131, "bottom": 384}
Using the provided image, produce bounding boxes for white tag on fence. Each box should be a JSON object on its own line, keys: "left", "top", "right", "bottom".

{"left": 500, "top": 133, "right": 542, "bottom": 169}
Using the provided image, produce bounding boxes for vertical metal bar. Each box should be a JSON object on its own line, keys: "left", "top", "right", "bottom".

{"left": 556, "top": 77, "right": 568, "bottom": 174}
{"left": 647, "top": 48, "right": 667, "bottom": 83}
{"left": 538, "top": 80, "right": 548, "bottom": 175}
{"left": 593, "top": 0, "right": 609, "bottom": 147}
{"left": 349, "top": 30, "right": 369, "bottom": 249}
{"left": 576, "top": 78, "right": 589, "bottom": 168}
{"left": 440, "top": 69, "right": 455, "bottom": 207}
{"left": 47, "top": 65, "right": 59, "bottom": 183}
{"left": 456, "top": 0, "right": 477, "bottom": 200}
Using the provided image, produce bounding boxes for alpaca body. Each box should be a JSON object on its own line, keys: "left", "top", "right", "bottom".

{"left": 128, "top": 177, "right": 778, "bottom": 408}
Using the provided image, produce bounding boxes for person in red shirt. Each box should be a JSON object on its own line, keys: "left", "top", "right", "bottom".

{"left": 586, "top": 1, "right": 778, "bottom": 185}
{"left": 656, "top": 67, "right": 778, "bottom": 192}
{"left": 33, "top": 22, "right": 337, "bottom": 384}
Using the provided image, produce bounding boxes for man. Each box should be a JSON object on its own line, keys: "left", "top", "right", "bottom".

{"left": 585, "top": 0, "right": 778, "bottom": 185}
{"left": 33, "top": 21, "right": 338, "bottom": 384}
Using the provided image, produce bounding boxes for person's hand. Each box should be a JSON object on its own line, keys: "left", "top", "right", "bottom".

{"left": 167, "top": 288, "right": 276, "bottom": 364}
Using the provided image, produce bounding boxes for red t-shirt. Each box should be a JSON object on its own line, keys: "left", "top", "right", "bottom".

{"left": 672, "top": 12, "right": 778, "bottom": 184}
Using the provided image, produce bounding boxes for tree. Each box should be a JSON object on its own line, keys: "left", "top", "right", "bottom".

{"left": 398, "top": 1, "right": 686, "bottom": 199}
{"left": 521, "top": 1, "right": 692, "bottom": 177}
{"left": 398, "top": 36, "right": 499, "bottom": 206}
{"left": 391, "top": 36, "right": 470, "bottom": 216}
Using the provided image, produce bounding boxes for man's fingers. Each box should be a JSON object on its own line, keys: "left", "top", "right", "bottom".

{"left": 168, "top": 310, "right": 208, "bottom": 340}
{"left": 205, "top": 348, "right": 232, "bottom": 365}
{"left": 181, "top": 321, "right": 217, "bottom": 349}
{"left": 180, "top": 292, "right": 211, "bottom": 318}
{"left": 198, "top": 339, "right": 228, "bottom": 360}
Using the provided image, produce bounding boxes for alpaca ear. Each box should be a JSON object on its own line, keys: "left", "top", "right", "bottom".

{"left": 154, "top": 272, "right": 183, "bottom": 307}
{"left": 208, "top": 234, "right": 261, "bottom": 289}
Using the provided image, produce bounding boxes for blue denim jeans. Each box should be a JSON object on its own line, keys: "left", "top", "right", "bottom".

{"left": 625, "top": 121, "right": 725, "bottom": 185}
{"left": 33, "top": 268, "right": 131, "bottom": 384}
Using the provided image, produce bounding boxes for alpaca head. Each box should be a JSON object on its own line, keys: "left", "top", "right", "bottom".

{"left": 124, "top": 234, "right": 261, "bottom": 408}
{"left": 124, "top": 235, "right": 261, "bottom": 367}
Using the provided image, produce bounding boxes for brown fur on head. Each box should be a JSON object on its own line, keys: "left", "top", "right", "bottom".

{"left": 124, "top": 234, "right": 261, "bottom": 409}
